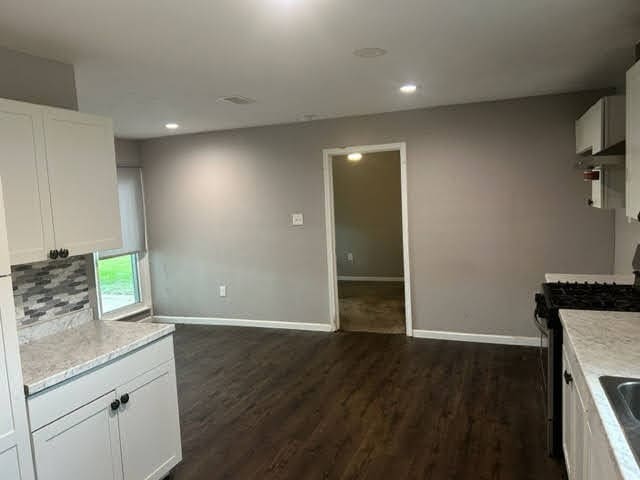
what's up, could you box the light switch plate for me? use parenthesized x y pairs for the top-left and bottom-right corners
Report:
(291, 213), (304, 226)
(219, 285), (227, 297)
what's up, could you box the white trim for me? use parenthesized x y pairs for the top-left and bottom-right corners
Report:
(413, 329), (545, 347)
(153, 316), (333, 332)
(337, 276), (404, 282)
(323, 142), (413, 336)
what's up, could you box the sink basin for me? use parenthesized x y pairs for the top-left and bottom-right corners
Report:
(600, 376), (640, 466)
(618, 381), (640, 422)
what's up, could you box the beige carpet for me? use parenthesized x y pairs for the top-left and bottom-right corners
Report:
(338, 280), (405, 334)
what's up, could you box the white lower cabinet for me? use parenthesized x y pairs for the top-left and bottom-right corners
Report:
(0, 446), (22, 480)
(117, 363), (182, 480)
(32, 392), (123, 480)
(28, 336), (181, 480)
(563, 344), (619, 480)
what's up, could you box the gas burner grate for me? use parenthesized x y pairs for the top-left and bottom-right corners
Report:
(543, 282), (640, 312)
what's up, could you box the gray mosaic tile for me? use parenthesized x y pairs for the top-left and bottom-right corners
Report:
(12, 256), (91, 328)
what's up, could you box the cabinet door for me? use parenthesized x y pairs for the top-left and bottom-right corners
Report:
(117, 361), (182, 480)
(562, 346), (574, 477)
(576, 100), (603, 154)
(0, 277), (35, 480)
(587, 415), (618, 480)
(627, 61), (640, 221)
(573, 383), (588, 480)
(43, 108), (122, 256)
(32, 392), (123, 480)
(0, 99), (53, 265)
(0, 446), (22, 480)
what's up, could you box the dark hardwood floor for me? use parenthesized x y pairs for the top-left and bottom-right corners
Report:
(171, 325), (564, 480)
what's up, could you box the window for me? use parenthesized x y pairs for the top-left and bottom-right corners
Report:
(95, 167), (150, 319)
(97, 253), (141, 313)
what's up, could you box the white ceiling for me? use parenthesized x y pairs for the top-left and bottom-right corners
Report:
(1, 0), (639, 138)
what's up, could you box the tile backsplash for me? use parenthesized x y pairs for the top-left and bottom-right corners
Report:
(12, 256), (91, 328)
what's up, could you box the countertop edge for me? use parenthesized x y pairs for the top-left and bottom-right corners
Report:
(24, 324), (175, 396)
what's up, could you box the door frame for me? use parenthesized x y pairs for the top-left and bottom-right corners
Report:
(322, 142), (413, 336)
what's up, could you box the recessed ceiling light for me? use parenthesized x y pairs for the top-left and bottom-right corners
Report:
(400, 84), (418, 94)
(165, 123), (179, 130)
(347, 152), (363, 162)
(353, 48), (387, 58)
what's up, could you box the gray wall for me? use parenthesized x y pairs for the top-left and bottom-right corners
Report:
(614, 208), (640, 273)
(0, 46), (77, 110)
(333, 151), (403, 278)
(115, 139), (142, 167)
(141, 91), (615, 336)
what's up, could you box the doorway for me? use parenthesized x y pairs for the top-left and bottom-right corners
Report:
(323, 143), (412, 335)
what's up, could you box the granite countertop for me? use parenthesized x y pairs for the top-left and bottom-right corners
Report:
(545, 273), (634, 284)
(20, 320), (175, 396)
(560, 310), (640, 480)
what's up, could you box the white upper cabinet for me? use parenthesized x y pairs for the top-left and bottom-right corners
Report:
(576, 95), (625, 155)
(0, 98), (122, 264)
(0, 100), (54, 265)
(627, 61), (640, 221)
(43, 108), (121, 255)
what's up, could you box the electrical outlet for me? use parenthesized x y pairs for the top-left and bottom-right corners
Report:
(347, 252), (354, 263)
(219, 285), (227, 297)
(291, 213), (304, 226)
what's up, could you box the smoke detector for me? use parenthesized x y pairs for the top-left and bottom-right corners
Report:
(353, 48), (387, 58)
(217, 95), (256, 105)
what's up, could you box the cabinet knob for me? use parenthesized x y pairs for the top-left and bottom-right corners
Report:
(120, 393), (130, 404)
(563, 370), (573, 385)
(110, 399), (121, 411)
(58, 248), (69, 259)
(49, 250), (59, 260)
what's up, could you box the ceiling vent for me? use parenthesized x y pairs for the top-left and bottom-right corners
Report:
(217, 95), (256, 105)
(353, 48), (387, 58)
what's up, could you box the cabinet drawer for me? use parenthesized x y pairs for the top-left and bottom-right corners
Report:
(28, 335), (174, 432)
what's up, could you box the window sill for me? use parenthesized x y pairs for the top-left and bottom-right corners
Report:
(101, 304), (152, 322)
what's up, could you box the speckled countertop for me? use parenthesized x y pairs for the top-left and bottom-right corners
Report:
(545, 273), (634, 284)
(20, 320), (175, 396)
(560, 310), (640, 480)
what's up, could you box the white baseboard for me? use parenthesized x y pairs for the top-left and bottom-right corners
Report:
(153, 315), (333, 332)
(337, 276), (404, 282)
(412, 329), (544, 347)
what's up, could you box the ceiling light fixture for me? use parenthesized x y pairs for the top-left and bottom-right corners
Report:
(165, 123), (179, 130)
(347, 152), (363, 162)
(353, 48), (387, 58)
(400, 84), (418, 94)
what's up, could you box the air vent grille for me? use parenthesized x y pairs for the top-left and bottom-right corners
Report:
(218, 96), (256, 105)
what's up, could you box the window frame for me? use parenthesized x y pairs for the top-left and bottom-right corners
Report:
(93, 250), (152, 321)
